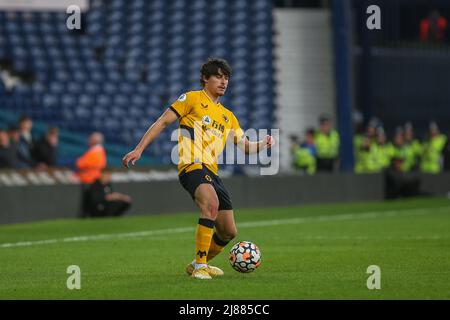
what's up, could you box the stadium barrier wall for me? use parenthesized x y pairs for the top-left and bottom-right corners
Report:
(1, 170), (450, 225)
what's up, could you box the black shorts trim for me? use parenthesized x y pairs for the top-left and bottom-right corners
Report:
(178, 166), (233, 211)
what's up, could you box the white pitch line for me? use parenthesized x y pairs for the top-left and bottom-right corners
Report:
(1, 206), (449, 249)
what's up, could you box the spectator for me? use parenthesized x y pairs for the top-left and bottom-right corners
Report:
(443, 135), (450, 171)
(391, 127), (409, 172)
(366, 118), (380, 146)
(420, 10), (448, 43)
(293, 129), (317, 175)
(289, 135), (301, 169)
(385, 157), (423, 199)
(403, 122), (422, 172)
(17, 115), (36, 168)
(420, 122), (447, 174)
(355, 134), (379, 174)
(0, 129), (16, 169)
(354, 118), (379, 151)
(76, 132), (107, 184)
(315, 115), (340, 173)
(84, 168), (132, 217)
(373, 127), (394, 170)
(7, 125), (20, 168)
(33, 127), (59, 168)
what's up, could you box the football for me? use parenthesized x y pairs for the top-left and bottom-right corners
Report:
(228, 241), (262, 273)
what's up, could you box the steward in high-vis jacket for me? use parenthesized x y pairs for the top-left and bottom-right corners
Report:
(420, 122), (447, 174)
(372, 127), (394, 171)
(293, 129), (317, 175)
(315, 115), (340, 173)
(403, 122), (422, 172)
(355, 135), (379, 174)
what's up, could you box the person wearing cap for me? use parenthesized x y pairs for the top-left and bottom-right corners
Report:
(373, 127), (394, 170)
(403, 122), (422, 172)
(315, 115), (340, 173)
(420, 122), (447, 174)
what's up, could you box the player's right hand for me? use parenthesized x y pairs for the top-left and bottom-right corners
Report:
(122, 149), (142, 168)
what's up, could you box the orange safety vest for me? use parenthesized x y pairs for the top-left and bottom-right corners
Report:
(76, 144), (106, 184)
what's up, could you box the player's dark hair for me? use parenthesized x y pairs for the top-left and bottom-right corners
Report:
(200, 58), (232, 87)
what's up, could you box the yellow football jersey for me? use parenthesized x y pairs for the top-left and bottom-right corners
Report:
(169, 90), (245, 176)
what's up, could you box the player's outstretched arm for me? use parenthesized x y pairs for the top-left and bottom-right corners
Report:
(237, 135), (275, 155)
(122, 108), (178, 168)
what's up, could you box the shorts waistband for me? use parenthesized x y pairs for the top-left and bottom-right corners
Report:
(179, 164), (217, 177)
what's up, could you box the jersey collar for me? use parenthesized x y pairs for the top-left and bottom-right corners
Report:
(201, 90), (221, 107)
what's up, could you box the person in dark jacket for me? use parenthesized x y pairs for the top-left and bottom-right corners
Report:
(84, 168), (132, 217)
(7, 125), (21, 168)
(33, 127), (59, 167)
(0, 129), (16, 169)
(443, 135), (450, 171)
(385, 157), (423, 200)
(17, 115), (36, 168)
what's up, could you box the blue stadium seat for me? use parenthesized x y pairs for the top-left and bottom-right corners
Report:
(61, 95), (77, 108)
(97, 94), (112, 107)
(42, 94), (59, 108)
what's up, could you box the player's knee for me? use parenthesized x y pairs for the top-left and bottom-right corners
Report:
(208, 199), (219, 219)
(200, 199), (219, 220)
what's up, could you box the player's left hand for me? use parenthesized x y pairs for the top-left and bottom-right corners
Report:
(122, 149), (142, 168)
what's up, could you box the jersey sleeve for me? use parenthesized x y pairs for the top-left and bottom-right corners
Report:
(169, 92), (194, 118)
(231, 112), (245, 144)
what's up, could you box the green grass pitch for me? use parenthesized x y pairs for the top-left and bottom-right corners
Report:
(0, 197), (449, 299)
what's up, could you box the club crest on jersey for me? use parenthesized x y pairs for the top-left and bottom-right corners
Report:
(202, 115), (212, 125)
(178, 93), (187, 102)
(205, 175), (212, 182)
(222, 114), (229, 123)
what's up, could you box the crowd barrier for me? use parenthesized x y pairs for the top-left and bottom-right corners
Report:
(1, 169), (449, 225)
